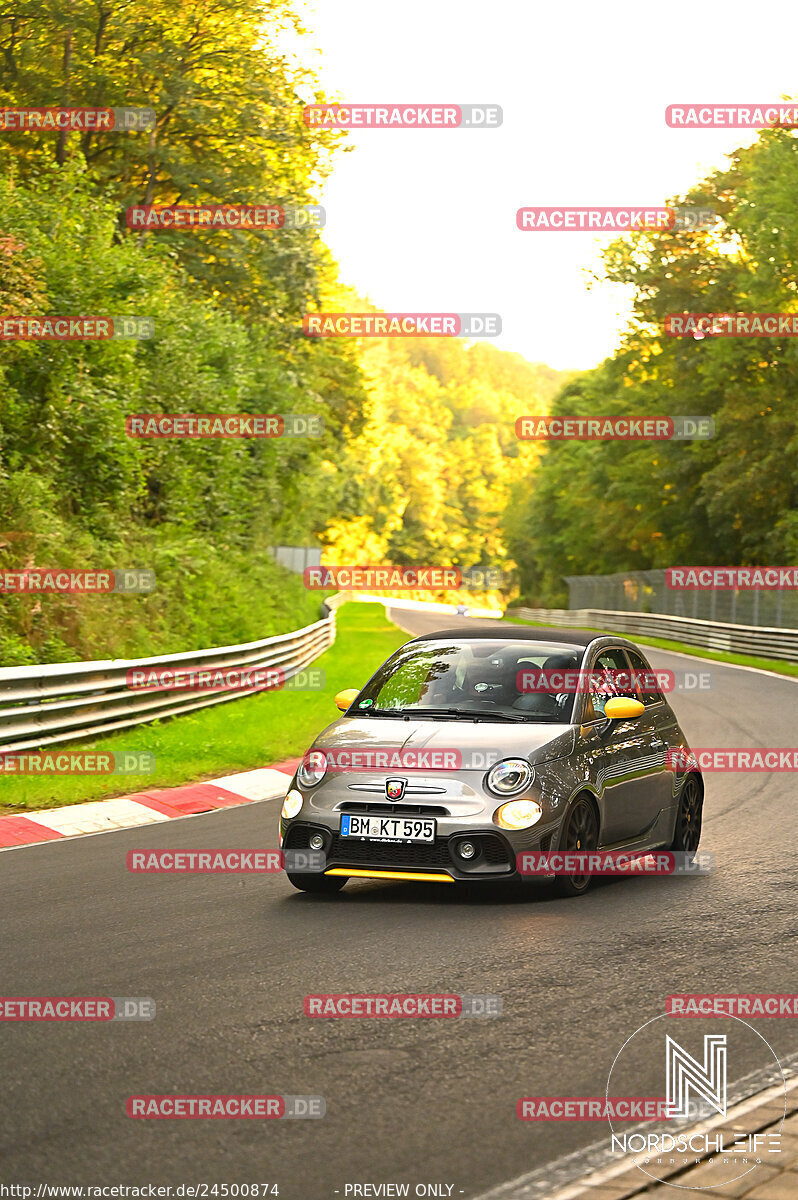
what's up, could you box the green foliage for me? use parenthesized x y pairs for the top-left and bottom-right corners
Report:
(0, 0), (573, 665)
(325, 289), (571, 580)
(0, 0), (346, 331)
(508, 124), (798, 604)
(0, 8), (365, 664)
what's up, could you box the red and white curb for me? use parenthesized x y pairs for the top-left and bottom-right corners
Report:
(0, 760), (299, 851)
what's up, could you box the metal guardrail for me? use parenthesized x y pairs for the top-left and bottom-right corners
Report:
(0, 611), (336, 754)
(564, 570), (798, 629)
(268, 545), (322, 575)
(508, 607), (798, 664)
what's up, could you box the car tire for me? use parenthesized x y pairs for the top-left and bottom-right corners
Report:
(554, 796), (599, 898)
(286, 872), (347, 893)
(669, 775), (703, 858)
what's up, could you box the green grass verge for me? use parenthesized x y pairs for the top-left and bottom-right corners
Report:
(0, 540), (325, 667)
(0, 601), (406, 814)
(503, 615), (798, 678)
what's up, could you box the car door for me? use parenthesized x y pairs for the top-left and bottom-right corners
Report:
(576, 647), (661, 843)
(624, 648), (674, 821)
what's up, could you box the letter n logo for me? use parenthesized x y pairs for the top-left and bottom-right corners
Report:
(666, 1034), (727, 1119)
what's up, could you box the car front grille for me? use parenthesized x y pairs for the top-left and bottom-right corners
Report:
(329, 831), (513, 871)
(338, 801), (448, 817)
(329, 834), (453, 868)
(285, 823), (517, 874)
(479, 834), (514, 865)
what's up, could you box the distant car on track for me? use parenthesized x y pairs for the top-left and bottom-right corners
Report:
(279, 625), (704, 897)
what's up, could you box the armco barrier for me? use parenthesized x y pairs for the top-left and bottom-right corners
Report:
(507, 607), (798, 664)
(0, 612), (335, 755)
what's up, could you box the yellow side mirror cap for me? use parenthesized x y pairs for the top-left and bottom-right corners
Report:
(604, 697), (645, 720)
(334, 688), (360, 712)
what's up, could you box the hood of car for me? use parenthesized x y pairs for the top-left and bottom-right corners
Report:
(311, 715), (575, 768)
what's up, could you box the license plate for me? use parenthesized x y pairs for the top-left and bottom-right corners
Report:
(340, 814), (436, 843)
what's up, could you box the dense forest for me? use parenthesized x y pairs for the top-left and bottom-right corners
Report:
(322, 291), (567, 575)
(509, 128), (798, 605)
(1, 1), (794, 661)
(0, 2), (564, 663)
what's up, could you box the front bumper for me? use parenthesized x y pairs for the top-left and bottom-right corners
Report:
(279, 763), (570, 883)
(281, 816), (560, 883)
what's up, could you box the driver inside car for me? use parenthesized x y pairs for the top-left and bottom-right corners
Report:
(511, 651), (580, 718)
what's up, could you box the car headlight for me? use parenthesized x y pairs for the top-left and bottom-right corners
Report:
(487, 758), (535, 796)
(297, 750), (327, 788)
(281, 789), (304, 820)
(494, 799), (543, 830)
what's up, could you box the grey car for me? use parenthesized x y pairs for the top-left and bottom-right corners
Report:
(279, 625), (704, 897)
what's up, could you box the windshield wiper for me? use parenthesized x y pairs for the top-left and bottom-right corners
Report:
(515, 713), (567, 722)
(359, 709), (412, 719)
(388, 707), (531, 723)
(459, 710), (538, 723)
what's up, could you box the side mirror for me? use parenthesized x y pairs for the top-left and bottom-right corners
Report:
(334, 688), (360, 713)
(604, 697), (645, 721)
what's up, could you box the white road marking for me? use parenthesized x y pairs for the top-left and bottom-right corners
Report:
(214, 767), (292, 799)
(24, 797), (172, 835)
(0, 790), (287, 854)
(1, 769), (293, 849)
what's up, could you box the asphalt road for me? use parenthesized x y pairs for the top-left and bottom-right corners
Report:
(2, 609), (797, 1197)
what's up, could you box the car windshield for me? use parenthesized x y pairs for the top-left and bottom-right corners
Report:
(350, 639), (585, 723)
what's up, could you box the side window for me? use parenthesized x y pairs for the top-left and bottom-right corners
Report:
(583, 648), (636, 719)
(626, 650), (664, 706)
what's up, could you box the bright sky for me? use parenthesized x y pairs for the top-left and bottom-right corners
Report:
(295, 0), (797, 371)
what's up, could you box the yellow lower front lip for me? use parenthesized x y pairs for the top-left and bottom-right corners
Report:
(325, 868), (454, 884)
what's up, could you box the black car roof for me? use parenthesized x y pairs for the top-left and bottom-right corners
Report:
(407, 624), (600, 647)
